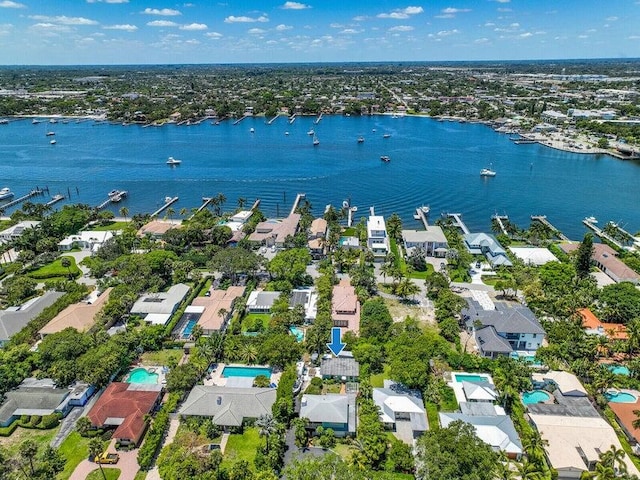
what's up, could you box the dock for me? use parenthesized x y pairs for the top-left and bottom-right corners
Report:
(445, 213), (470, 235)
(267, 115), (280, 125)
(290, 193), (306, 216)
(196, 197), (214, 214)
(96, 190), (128, 210)
(314, 113), (323, 125)
(1, 188), (44, 210)
(233, 115), (249, 125)
(531, 215), (570, 242)
(491, 214), (510, 236)
(415, 208), (429, 229)
(582, 218), (623, 249)
(250, 199), (261, 211)
(288, 114), (296, 124)
(46, 194), (65, 207)
(151, 197), (179, 218)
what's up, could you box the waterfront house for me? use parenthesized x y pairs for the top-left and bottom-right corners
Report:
(463, 233), (513, 267)
(299, 394), (356, 437)
(189, 286), (246, 335)
(321, 355), (360, 382)
(178, 386), (276, 431)
(401, 227), (448, 258)
(331, 279), (360, 333)
(367, 214), (390, 262)
(58, 230), (113, 253)
(308, 218), (328, 259)
(223, 210), (254, 234)
(560, 243), (640, 284)
(246, 290), (281, 314)
(309, 218), (328, 240)
(39, 288), (112, 338)
(578, 308), (628, 341)
(464, 300), (545, 358)
(137, 220), (180, 239)
(87, 382), (162, 447)
(0, 221), (40, 244)
(373, 383), (428, 443)
(248, 213), (301, 248)
(0, 291), (64, 347)
(130, 284), (190, 326)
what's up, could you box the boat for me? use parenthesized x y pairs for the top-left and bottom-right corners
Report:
(342, 200), (350, 209)
(383, 133), (391, 138)
(32, 119), (40, 125)
(250, 127), (255, 133)
(0, 119), (8, 125)
(285, 131), (289, 136)
(480, 168), (496, 177)
(357, 136), (365, 143)
(50, 139), (57, 145)
(372, 128), (376, 133)
(584, 216), (598, 224)
(0, 188), (14, 200)
(49, 119), (57, 124)
(164, 196), (173, 203)
(380, 155), (390, 162)
(108, 190), (119, 197)
(313, 135), (320, 146)
(307, 129), (315, 136)
(166, 156), (182, 165)
(420, 205), (430, 215)
(46, 131), (55, 136)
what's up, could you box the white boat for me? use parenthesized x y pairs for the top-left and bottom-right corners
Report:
(165, 196), (173, 203)
(357, 136), (365, 143)
(380, 155), (390, 162)
(46, 131), (55, 136)
(313, 135), (319, 146)
(285, 131), (289, 136)
(307, 129), (315, 136)
(32, 119), (40, 124)
(108, 190), (119, 197)
(50, 139), (57, 145)
(420, 205), (430, 215)
(383, 133), (391, 138)
(250, 127), (255, 133)
(49, 119), (57, 124)
(584, 216), (598, 224)
(0, 188), (14, 200)
(166, 156), (182, 165)
(480, 168), (496, 177)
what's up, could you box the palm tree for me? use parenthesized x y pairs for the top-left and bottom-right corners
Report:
(237, 197), (246, 209)
(88, 438), (107, 480)
(119, 206), (129, 222)
(60, 256), (72, 279)
(256, 413), (277, 451)
(627, 317), (640, 359)
(179, 207), (187, 218)
(239, 343), (258, 364)
(514, 458), (545, 480)
(166, 207), (175, 223)
(588, 461), (616, 480)
(215, 193), (227, 216)
(599, 445), (628, 474)
(522, 430), (548, 467)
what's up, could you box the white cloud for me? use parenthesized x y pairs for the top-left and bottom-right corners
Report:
(435, 14), (454, 19)
(224, 15), (268, 23)
(275, 24), (292, 31)
(352, 15), (367, 21)
(378, 5), (423, 19)
(497, 8), (511, 12)
(605, 16), (618, 21)
(330, 23), (344, 28)
(146, 20), (178, 27)
(103, 24), (138, 31)
(29, 15), (99, 25)
(180, 23), (207, 30)
(474, 37), (489, 44)
(282, 1), (310, 9)
(484, 22), (495, 27)
(437, 29), (459, 36)
(143, 8), (181, 16)
(629, 35), (640, 39)
(30, 23), (72, 33)
(0, 23), (13, 35)
(389, 25), (414, 32)
(519, 32), (532, 38)
(402, 6), (423, 14)
(495, 0), (510, 2)
(578, 34), (588, 38)
(441, 7), (471, 14)
(0, 1), (25, 7)
(87, 0), (129, 3)
(185, 39), (199, 44)
(248, 27), (266, 34)
(205, 31), (223, 38)
(339, 28), (361, 34)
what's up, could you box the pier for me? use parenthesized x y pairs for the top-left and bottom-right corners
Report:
(491, 214), (510, 236)
(250, 199), (261, 211)
(96, 190), (127, 210)
(445, 213), (470, 235)
(233, 115), (249, 125)
(1, 188), (44, 210)
(46, 194), (65, 207)
(288, 114), (296, 124)
(314, 113), (323, 125)
(582, 218), (624, 249)
(195, 197), (214, 215)
(151, 196), (179, 218)
(290, 193), (306, 216)
(531, 215), (570, 242)
(415, 207), (429, 229)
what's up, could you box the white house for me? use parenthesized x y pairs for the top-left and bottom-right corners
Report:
(367, 214), (389, 261)
(402, 227), (448, 258)
(0, 221), (40, 244)
(58, 231), (114, 252)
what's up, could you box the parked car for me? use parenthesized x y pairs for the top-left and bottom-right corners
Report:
(94, 453), (120, 464)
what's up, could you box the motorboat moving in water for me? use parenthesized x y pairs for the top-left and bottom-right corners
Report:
(167, 156), (182, 165)
(584, 216), (598, 224)
(380, 155), (391, 163)
(0, 188), (14, 200)
(480, 167), (496, 177)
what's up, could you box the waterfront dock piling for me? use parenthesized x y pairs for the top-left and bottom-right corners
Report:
(151, 196), (178, 218)
(531, 215), (570, 242)
(582, 218), (624, 249)
(444, 213), (470, 234)
(46, 194), (65, 207)
(96, 190), (127, 210)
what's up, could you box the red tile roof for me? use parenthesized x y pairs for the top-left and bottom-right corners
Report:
(609, 400), (640, 443)
(578, 308), (628, 340)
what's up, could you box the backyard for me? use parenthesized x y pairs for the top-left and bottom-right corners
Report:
(140, 349), (183, 367)
(221, 427), (261, 470)
(241, 313), (271, 334)
(89, 221), (130, 232)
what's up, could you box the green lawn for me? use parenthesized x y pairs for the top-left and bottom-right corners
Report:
(221, 427), (261, 470)
(57, 431), (91, 480)
(241, 313), (271, 333)
(408, 263), (434, 280)
(89, 221), (130, 231)
(198, 279), (212, 296)
(342, 227), (357, 237)
(86, 467), (121, 480)
(0, 425), (59, 457)
(371, 365), (391, 388)
(426, 403), (440, 430)
(133, 472), (148, 480)
(140, 349), (183, 367)
(27, 256), (81, 280)
(332, 443), (356, 460)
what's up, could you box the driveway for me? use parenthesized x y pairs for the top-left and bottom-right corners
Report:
(63, 250), (97, 286)
(146, 415), (180, 480)
(70, 442), (140, 480)
(51, 407), (83, 449)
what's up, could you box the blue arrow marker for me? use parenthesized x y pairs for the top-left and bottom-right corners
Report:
(327, 327), (346, 356)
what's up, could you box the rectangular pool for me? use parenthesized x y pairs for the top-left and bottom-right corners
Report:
(182, 319), (197, 339)
(454, 374), (489, 383)
(222, 366), (272, 378)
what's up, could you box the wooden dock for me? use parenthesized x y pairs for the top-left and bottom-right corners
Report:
(96, 190), (127, 210)
(46, 194), (65, 207)
(531, 215), (570, 242)
(151, 197), (178, 218)
(267, 115), (280, 125)
(582, 218), (623, 249)
(445, 213), (470, 234)
(415, 208), (429, 229)
(196, 197), (214, 214)
(250, 199), (261, 211)
(290, 193), (306, 216)
(1, 188), (44, 210)
(314, 113), (323, 125)
(288, 114), (296, 124)
(233, 115), (249, 125)
(491, 214), (509, 236)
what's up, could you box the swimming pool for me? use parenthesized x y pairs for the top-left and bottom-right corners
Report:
(608, 365), (631, 376)
(290, 326), (304, 342)
(182, 319), (198, 339)
(522, 390), (551, 405)
(605, 391), (637, 403)
(222, 366), (272, 378)
(454, 374), (488, 383)
(127, 367), (160, 384)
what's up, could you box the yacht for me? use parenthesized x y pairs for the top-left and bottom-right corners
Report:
(380, 155), (391, 163)
(50, 139), (57, 145)
(32, 119), (40, 125)
(357, 136), (365, 143)
(584, 216), (598, 224)
(480, 167), (496, 177)
(285, 131), (289, 136)
(166, 156), (182, 165)
(108, 190), (120, 198)
(0, 188), (14, 200)
(46, 131), (55, 136)
(250, 127), (255, 133)
(383, 133), (391, 138)
(307, 129), (315, 136)
(420, 205), (430, 215)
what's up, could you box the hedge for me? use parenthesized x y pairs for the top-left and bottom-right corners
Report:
(0, 413), (61, 436)
(137, 392), (180, 470)
(164, 278), (206, 337)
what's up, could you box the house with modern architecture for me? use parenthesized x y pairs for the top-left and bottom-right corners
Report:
(367, 214), (390, 261)
(178, 386), (276, 430)
(321, 355), (360, 382)
(248, 213), (301, 248)
(246, 290), (281, 314)
(190, 286), (246, 335)
(299, 394), (357, 437)
(137, 220), (180, 239)
(87, 382), (163, 447)
(560, 243), (640, 284)
(0, 221), (39, 244)
(463, 233), (513, 267)
(331, 279), (360, 333)
(0, 291), (64, 347)
(373, 382), (428, 443)
(39, 288), (112, 338)
(58, 230), (114, 252)
(463, 300), (545, 358)
(130, 284), (190, 326)
(401, 227), (448, 258)
(290, 288), (318, 323)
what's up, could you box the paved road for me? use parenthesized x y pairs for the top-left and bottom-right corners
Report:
(51, 407), (83, 449)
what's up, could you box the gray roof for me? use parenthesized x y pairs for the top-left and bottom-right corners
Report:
(475, 326), (514, 355)
(460, 402), (500, 416)
(0, 291), (64, 342)
(130, 284), (190, 316)
(321, 357), (360, 378)
(0, 378), (70, 424)
(373, 387), (428, 433)
(402, 227), (447, 245)
(247, 291), (281, 309)
(526, 390), (599, 418)
(439, 413), (523, 454)
(465, 300), (545, 336)
(464, 233), (506, 255)
(290, 289), (311, 308)
(300, 394), (351, 425)
(178, 386), (276, 427)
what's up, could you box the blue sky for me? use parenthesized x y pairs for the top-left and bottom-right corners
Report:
(0, 0), (638, 64)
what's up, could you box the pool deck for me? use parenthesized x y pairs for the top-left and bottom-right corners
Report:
(203, 363), (279, 387)
(128, 364), (167, 385)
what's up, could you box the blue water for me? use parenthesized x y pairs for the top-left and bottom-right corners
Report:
(608, 364), (631, 376)
(2, 116), (640, 238)
(182, 319), (197, 338)
(454, 374), (488, 383)
(222, 365), (272, 378)
(290, 326), (304, 342)
(605, 391), (637, 403)
(127, 367), (159, 384)
(522, 390), (551, 404)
